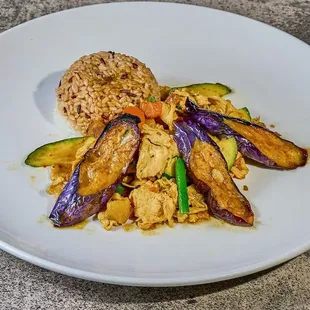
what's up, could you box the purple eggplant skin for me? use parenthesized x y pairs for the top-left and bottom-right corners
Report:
(174, 118), (222, 165)
(186, 99), (308, 169)
(174, 119), (254, 226)
(49, 114), (141, 227)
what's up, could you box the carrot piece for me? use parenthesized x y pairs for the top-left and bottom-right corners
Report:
(140, 101), (163, 119)
(123, 106), (145, 129)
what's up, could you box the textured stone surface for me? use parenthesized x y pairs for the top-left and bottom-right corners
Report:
(1, 251), (310, 310)
(0, 0), (309, 43)
(1, 1), (310, 309)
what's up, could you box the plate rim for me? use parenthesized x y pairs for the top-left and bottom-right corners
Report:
(1, 1), (309, 49)
(2, 239), (309, 286)
(0, 1), (309, 287)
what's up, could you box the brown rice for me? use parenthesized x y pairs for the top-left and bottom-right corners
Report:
(56, 51), (160, 133)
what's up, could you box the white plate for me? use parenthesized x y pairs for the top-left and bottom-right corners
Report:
(0, 2), (309, 287)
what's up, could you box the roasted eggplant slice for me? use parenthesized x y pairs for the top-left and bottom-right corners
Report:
(174, 119), (254, 226)
(186, 99), (308, 169)
(49, 114), (141, 227)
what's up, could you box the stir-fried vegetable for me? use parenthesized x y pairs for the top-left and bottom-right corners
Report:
(175, 158), (189, 214)
(25, 137), (95, 167)
(169, 82), (232, 97)
(174, 120), (254, 226)
(123, 106), (145, 129)
(24, 73), (308, 231)
(216, 137), (238, 170)
(115, 184), (125, 195)
(162, 173), (173, 180)
(140, 100), (163, 118)
(229, 107), (251, 121)
(49, 114), (141, 227)
(148, 96), (157, 102)
(186, 99), (308, 169)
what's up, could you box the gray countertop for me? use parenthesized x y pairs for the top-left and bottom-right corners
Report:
(1, 1), (310, 309)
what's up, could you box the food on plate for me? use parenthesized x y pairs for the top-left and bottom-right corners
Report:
(25, 51), (308, 231)
(25, 137), (95, 167)
(215, 137), (238, 171)
(175, 184), (210, 223)
(57, 51), (160, 133)
(169, 82), (231, 97)
(174, 119), (254, 226)
(229, 107), (251, 122)
(49, 114), (141, 226)
(136, 124), (179, 180)
(187, 99), (308, 169)
(140, 99), (163, 119)
(175, 158), (189, 214)
(98, 193), (132, 231)
(122, 106), (145, 129)
(130, 178), (178, 230)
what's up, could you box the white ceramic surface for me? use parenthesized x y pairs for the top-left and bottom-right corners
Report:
(0, 2), (309, 287)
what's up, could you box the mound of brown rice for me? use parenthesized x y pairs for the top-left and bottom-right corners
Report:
(56, 51), (160, 133)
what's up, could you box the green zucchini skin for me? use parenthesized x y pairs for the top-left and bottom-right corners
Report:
(169, 82), (231, 97)
(216, 137), (238, 170)
(230, 107), (251, 121)
(25, 136), (95, 167)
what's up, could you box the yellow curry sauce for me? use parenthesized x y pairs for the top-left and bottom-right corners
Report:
(54, 219), (89, 230)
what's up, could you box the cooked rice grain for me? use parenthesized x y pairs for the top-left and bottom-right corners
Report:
(57, 51), (160, 133)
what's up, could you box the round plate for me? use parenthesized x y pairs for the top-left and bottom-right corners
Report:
(0, 2), (309, 287)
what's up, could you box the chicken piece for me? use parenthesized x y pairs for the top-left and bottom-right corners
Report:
(160, 100), (178, 130)
(46, 163), (73, 196)
(192, 95), (210, 109)
(165, 92), (187, 111)
(144, 118), (157, 128)
(171, 89), (211, 110)
(187, 184), (209, 210)
(160, 85), (171, 101)
(206, 96), (237, 115)
(230, 152), (249, 179)
(130, 178), (178, 230)
(136, 124), (179, 179)
(176, 209), (210, 223)
(98, 193), (132, 231)
(175, 185), (210, 223)
(122, 178), (151, 190)
(172, 89), (238, 116)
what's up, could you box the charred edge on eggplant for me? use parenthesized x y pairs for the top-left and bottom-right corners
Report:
(186, 99), (308, 169)
(174, 119), (254, 226)
(49, 114), (141, 227)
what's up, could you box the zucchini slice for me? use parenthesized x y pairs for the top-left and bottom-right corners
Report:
(169, 83), (231, 97)
(216, 137), (238, 170)
(230, 107), (251, 121)
(25, 136), (95, 167)
(208, 134), (220, 143)
(164, 157), (177, 177)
